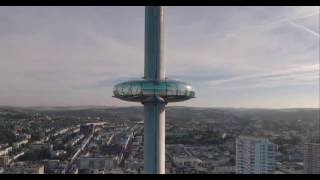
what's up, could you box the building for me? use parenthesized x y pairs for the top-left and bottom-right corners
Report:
(78, 156), (114, 171)
(304, 143), (320, 174)
(6, 162), (44, 174)
(0, 155), (10, 166)
(236, 136), (277, 174)
(212, 166), (236, 174)
(30, 143), (53, 151)
(80, 124), (95, 136)
(173, 156), (203, 167)
(0, 146), (12, 156)
(13, 139), (29, 149)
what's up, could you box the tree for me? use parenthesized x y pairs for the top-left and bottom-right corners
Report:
(18, 147), (52, 161)
(0, 128), (16, 144)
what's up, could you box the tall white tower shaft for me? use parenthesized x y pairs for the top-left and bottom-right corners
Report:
(143, 6), (166, 174)
(113, 5), (194, 174)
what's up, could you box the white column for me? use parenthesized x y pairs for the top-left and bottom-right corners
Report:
(143, 6), (166, 174)
(144, 102), (165, 174)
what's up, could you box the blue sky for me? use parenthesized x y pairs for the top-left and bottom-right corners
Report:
(0, 6), (319, 108)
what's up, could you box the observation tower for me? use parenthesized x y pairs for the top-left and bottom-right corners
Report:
(113, 6), (195, 174)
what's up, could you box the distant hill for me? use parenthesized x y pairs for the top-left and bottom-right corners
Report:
(1, 106), (318, 125)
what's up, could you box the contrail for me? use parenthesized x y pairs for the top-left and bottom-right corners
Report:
(289, 11), (319, 21)
(287, 20), (320, 37)
(225, 11), (320, 38)
(207, 64), (320, 86)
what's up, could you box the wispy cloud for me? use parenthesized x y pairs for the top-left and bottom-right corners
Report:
(0, 6), (318, 108)
(205, 64), (319, 89)
(224, 10), (319, 38)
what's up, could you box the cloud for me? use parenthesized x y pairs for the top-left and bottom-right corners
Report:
(224, 10), (319, 38)
(205, 64), (319, 87)
(0, 6), (318, 108)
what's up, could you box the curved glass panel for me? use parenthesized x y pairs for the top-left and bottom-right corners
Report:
(113, 79), (195, 102)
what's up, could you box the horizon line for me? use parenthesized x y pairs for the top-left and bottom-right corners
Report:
(0, 104), (319, 110)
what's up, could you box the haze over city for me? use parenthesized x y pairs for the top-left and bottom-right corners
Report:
(0, 5), (319, 175)
(0, 6), (319, 108)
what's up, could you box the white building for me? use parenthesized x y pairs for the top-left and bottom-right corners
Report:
(13, 139), (29, 149)
(236, 136), (277, 174)
(304, 143), (320, 174)
(6, 162), (44, 174)
(0, 146), (12, 156)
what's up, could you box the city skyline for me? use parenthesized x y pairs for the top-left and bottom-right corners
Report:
(0, 6), (319, 108)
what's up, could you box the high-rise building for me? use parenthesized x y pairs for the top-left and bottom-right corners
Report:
(236, 136), (277, 174)
(304, 142), (320, 174)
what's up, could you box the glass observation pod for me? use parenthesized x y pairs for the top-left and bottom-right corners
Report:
(113, 79), (195, 103)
